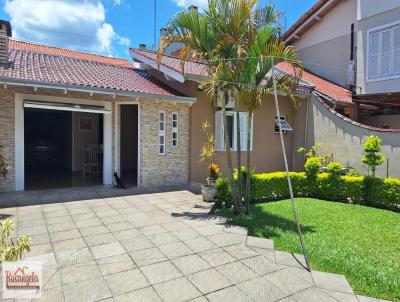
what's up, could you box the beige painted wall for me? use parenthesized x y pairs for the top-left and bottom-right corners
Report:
(308, 96), (400, 178)
(292, 0), (357, 86)
(145, 70), (309, 184)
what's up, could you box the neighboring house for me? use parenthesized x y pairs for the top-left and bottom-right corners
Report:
(0, 20), (196, 192)
(283, 0), (400, 129)
(130, 46), (400, 181)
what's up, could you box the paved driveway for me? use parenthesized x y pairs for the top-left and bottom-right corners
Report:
(0, 189), (384, 302)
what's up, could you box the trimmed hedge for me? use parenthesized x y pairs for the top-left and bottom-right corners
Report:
(216, 172), (400, 210)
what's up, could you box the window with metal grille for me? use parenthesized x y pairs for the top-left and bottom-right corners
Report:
(159, 111), (165, 155)
(172, 112), (178, 147)
(275, 116), (293, 133)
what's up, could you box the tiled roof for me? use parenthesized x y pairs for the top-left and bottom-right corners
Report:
(0, 39), (184, 97)
(276, 62), (352, 104)
(130, 48), (208, 76)
(10, 39), (133, 68)
(131, 48), (352, 104)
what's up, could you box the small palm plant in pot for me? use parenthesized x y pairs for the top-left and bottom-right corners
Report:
(199, 121), (220, 202)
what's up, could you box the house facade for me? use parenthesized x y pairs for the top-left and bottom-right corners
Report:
(0, 20), (195, 192)
(283, 0), (400, 129)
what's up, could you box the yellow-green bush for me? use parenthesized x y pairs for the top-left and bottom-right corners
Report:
(215, 172), (398, 209)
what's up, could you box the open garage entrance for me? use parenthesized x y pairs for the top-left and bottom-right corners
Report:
(119, 104), (138, 187)
(24, 105), (104, 190)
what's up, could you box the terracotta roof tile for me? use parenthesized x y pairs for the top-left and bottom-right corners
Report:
(0, 39), (184, 97)
(131, 48), (352, 104)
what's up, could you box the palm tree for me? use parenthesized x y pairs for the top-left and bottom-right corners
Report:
(238, 6), (303, 213)
(158, 2), (242, 214)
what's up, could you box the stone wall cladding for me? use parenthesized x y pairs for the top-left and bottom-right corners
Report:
(0, 89), (15, 192)
(140, 100), (190, 187)
(0, 86), (190, 192)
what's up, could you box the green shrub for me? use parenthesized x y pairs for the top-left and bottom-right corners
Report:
(215, 177), (231, 207)
(304, 157), (321, 179)
(362, 136), (385, 177)
(346, 168), (361, 176)
(364, 177), (400, 209)
(215, 171), (398, 209)
(327, 162), (343, 176)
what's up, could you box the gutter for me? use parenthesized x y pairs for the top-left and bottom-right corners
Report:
(0, 76), (197, 105)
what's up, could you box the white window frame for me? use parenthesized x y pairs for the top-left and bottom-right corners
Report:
(275, 115), (293, 134)
(172, 112), (179, 148)
(367, 20), (400, 82)
(215, 111), (253, 152)
(158, 111), (166, 155)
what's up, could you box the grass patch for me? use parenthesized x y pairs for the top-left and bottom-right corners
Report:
(217, 198), (400, 301)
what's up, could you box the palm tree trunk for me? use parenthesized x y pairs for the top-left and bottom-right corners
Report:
(220, 88), (239, 215)
(245, 111), (252, 215)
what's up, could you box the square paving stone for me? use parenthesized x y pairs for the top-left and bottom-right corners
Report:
(29, 233), (52, 246)
(206, 285), (250, 302)
(97, 253), (136, 276)
(223, 244), (259, 260)
(52, 237), (87, 252)
(290, 287), (338, 302)
(199, 248), (236, 267)
(154, 277), (202, 302)
(140, 261), (182, 284)
(55, 248), (94, 266)
(101, 215), (128, 225)
(129, 247), (167, 267)
(275, 251), (307, 269)
(84, 233), (116, 247)
(147, 232), (179, 246)
(162, 221), (188, 232)
(241, 255), (282, 275)
(140, 225), (167, 235)
(106, 222), (133, 232)
(113, 228), (142, 241)
(60, 264), (102, 284)
(47, 222), (77, 233)
(311, 271), (354, 294)
(207, 233), (245, 247)
(322, 289), (359, 302)
(216, 261), (258, 283)
(264, 268), (312, 295)
(114, 286), (162, 302)
(79, 225), (110, 236)
(172, 254), (211, 275)
(90, 242), (125, 259)
(63, 278), (112, 302)
(187, 268), (232, 294)
(49, 229), (81, 242)
(28, 243), (53, 256)
(158, 241), (193, 258)
(184, 236), (217, 253)
(238, 276), (289, 302)
(120, 236), (154, 252)
(193, 225), (225, 236)
(105, 268), (149, 296)
(247, 236), (274, 250)
(75, 218), (102, 228)
(172, 228), (200, 241)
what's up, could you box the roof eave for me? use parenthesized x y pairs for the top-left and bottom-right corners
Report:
(0, 77), (197, 105)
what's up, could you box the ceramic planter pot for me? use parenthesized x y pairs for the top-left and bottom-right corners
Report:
(201, 185), (216, 202)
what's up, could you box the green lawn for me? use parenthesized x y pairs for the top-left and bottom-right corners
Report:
(217, 198), (400, 302)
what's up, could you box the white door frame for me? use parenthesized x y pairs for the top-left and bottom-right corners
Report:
(15, 93), (113, 191)
(114, 101), (141, 187)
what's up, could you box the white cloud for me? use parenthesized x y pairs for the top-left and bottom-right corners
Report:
(4, 0), (129, 56)
(171, 0), (208, 10)
(112, 0), (121, 6)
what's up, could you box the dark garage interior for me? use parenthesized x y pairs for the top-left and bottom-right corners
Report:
(24, 108), (103, 190)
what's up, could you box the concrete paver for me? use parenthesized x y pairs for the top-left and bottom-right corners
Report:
(0, 187), (380, 301)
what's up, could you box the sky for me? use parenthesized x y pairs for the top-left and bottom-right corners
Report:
(0, 0), (317, 60)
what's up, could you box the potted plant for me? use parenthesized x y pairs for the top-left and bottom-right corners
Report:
(199, 121), (220, 202)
